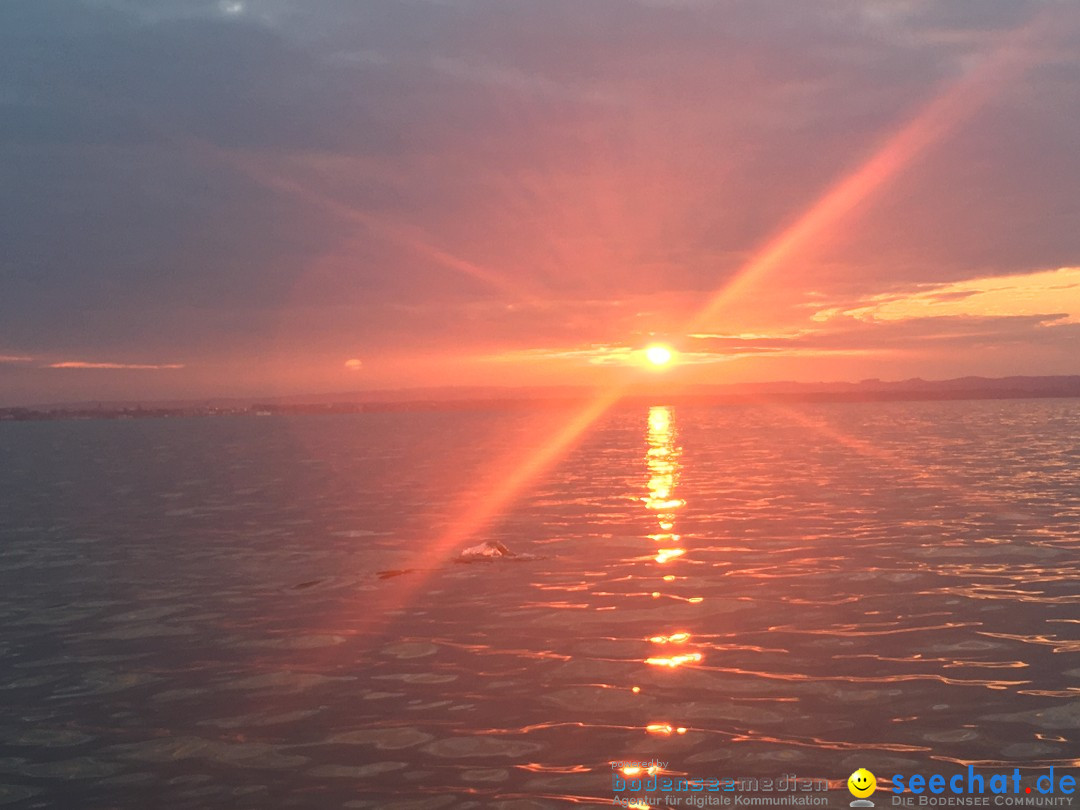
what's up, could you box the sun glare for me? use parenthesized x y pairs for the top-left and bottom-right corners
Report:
(645, 345), (673, 367)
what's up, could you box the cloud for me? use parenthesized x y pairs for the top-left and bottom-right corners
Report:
(683, 314), (1080, 365)
(45, 361), (185, 370)
(813, 266), (1080, 324)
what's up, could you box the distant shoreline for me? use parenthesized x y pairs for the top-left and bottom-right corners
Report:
(3, 381), (1080, 422)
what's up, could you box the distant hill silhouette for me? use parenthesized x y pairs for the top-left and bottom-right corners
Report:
(5, 375), (1079, 420)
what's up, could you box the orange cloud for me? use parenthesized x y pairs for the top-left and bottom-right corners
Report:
(815, 266), (1080, 324)
(344, 358), (363, 371)
(45, 362), (185, 370)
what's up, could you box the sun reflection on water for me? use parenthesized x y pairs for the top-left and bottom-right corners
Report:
(645, 652), (704, 668)
(644, 406), (685, 543)
(645, 723), (688, 736)
(640, 406), (704, 748)
(654, 547), (685, 564)
(649, 632), (691, 644)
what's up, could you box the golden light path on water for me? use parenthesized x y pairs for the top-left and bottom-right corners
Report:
(641, 407), (700, 680)
(640, 408), (706, 745)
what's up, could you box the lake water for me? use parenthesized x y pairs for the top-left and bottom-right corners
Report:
(1, 400), (1078, 808)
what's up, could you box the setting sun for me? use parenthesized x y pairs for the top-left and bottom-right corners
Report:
(645, 345), (674, 366)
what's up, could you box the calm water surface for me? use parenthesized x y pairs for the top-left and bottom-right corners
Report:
(1, 400), (1078, 808)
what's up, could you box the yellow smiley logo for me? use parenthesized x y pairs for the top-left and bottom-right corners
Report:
(848, 769), (877, 798)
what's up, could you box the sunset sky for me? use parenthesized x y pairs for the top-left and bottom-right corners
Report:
(2, 0), (1079, 404)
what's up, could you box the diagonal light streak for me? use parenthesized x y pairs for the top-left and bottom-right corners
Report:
(688, 10), (1053, 333)
(179, 137), (537, 300)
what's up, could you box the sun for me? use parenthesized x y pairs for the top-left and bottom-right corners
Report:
(645, 345), (674, 367)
